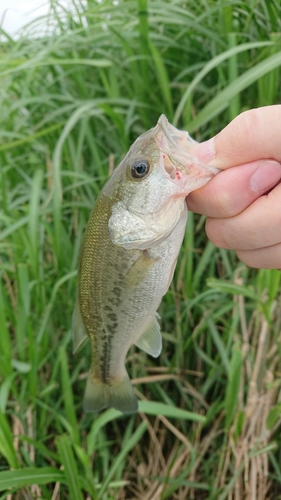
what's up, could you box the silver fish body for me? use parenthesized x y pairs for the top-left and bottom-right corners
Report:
(72, 115), (219, 414)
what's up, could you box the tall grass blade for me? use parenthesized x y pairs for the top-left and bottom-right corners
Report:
(227, 32), (240, 120)
(56, 435), (84, 500)
(0, 281), (12, 377)
(28, 170), (44, 272)
(0, 410), (19, 469)
(97, 421), (147, 499)
(224, 342), (243, 431)
(58, 346), (80, 446)
(149, 40), (173, 118)
(0, 468), (64, 491)
(139, 401), (206, 421)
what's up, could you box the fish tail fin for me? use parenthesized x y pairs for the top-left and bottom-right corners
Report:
(83, 371), (138, 415)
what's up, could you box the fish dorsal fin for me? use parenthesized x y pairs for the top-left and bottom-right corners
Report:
(135, 315), (162, 358)
(72, 297), (88, 354)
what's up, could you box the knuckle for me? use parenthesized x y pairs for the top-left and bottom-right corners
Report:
(205, 218), (233, 249)
(236, 250), (258, 268)
(234, 108), (262, 136)
(232, 109), (264, 151)
(212, 187), (236, 217)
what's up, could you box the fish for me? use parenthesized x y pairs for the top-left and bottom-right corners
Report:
(72, 115), (219, 414)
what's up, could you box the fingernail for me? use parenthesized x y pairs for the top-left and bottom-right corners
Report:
(251, 161), (281, 194)
(191, 138), (216, 164)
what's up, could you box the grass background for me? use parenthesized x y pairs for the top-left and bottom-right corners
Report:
(0, 0), (281, 498)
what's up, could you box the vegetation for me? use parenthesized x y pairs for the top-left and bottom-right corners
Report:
(0, 0), (281, 497)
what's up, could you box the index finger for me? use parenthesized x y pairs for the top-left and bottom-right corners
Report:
(187, 159), (281, 218)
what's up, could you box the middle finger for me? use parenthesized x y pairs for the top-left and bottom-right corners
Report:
(206, 183), (281, 251)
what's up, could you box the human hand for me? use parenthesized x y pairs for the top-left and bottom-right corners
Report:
(187, 105), (281, 268)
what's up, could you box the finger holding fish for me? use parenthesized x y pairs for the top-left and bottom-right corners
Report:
(187, 159), (281, 219)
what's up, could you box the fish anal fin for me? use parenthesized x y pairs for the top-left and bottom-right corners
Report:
(83, 371), (138, 414)
(135, 315), (162, 358)
(72, 297), (88, 354)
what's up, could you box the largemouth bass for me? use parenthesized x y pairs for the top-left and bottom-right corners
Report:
(72, 115), (219, 414)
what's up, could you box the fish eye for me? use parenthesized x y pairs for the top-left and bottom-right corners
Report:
(130, 159), (151, 179)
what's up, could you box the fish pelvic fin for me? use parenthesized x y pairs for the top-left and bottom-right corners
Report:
(83, 371), (138, 415)
(72, 297), (88, 354)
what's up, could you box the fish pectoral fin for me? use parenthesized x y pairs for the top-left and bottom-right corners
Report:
(72, 298), (88, 354)
(124, 250), (156, 289)
(135, 315), (162, 358)
(83, 371), (138, 414)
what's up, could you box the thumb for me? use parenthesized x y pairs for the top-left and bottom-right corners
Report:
(189, 106), (281, 169)
(187, 160), (281, 218)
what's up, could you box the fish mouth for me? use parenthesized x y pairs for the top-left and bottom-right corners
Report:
(156, 114), (220, 186)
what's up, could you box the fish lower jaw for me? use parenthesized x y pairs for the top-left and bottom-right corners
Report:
(180, 173), (215, 194)
(162, 156), (215, 193)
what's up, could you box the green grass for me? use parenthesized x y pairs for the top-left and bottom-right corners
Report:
(1, 0), (281, 498)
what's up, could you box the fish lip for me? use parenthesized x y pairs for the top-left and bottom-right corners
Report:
(155, 114), (220, 183)
(157, 114), (180, 146)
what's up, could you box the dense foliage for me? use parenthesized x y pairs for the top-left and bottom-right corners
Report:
(0, 0), (281, 498)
